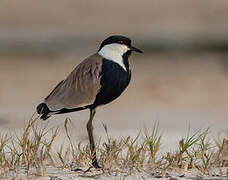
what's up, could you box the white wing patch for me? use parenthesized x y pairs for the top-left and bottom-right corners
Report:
(98, 43), (129, 71)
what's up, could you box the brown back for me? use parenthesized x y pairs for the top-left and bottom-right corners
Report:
(45, 53), (102, 111)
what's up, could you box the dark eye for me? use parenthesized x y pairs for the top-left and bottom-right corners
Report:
(118, 41), (123, 44)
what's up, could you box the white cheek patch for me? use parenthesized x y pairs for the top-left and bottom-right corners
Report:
(98, 43), (129, 71)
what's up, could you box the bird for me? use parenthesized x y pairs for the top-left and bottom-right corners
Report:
(36, 35), (143, 168)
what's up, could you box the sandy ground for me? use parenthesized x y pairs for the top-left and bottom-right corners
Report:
(7, 166), (227, 180)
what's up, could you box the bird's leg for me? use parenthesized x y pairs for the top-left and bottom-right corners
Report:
(86, 108), (101, 169)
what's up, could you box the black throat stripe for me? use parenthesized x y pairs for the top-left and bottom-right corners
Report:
(91, 58), (131, 108)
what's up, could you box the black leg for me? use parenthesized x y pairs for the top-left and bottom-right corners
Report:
(86, 108), (101, 169)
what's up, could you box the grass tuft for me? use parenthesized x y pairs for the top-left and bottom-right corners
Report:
(0, 116), (227, 179)
(0, 114), (59, 179)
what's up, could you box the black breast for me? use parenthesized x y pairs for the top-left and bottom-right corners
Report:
(91, 58), (131, 108)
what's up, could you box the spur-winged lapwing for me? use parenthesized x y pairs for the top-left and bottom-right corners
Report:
(37, 35), (143, 168)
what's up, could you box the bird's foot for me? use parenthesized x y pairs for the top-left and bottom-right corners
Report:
(92, 161), (101, 169)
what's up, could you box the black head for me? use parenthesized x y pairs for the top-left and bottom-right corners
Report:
(98, 35), (143, 53)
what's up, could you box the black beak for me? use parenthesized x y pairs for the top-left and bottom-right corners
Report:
(131, 46), (143, 53)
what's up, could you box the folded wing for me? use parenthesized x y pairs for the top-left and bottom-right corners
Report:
(44, 53), (102, 111)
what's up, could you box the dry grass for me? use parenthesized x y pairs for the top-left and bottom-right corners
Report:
(0, 115), (227, 179)
(0, 114), (59, 179)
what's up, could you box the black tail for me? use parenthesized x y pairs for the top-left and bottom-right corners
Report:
(36, 103), (51, 120)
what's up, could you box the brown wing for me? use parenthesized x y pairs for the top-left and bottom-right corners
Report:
(44, 53), (102, 111)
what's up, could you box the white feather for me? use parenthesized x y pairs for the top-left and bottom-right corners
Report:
(98, 43), (129, 71)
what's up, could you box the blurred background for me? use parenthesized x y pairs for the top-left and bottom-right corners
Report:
(0, 0), (228, 151)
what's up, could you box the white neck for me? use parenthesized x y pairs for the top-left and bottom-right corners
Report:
(98, 43), (129, 71)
